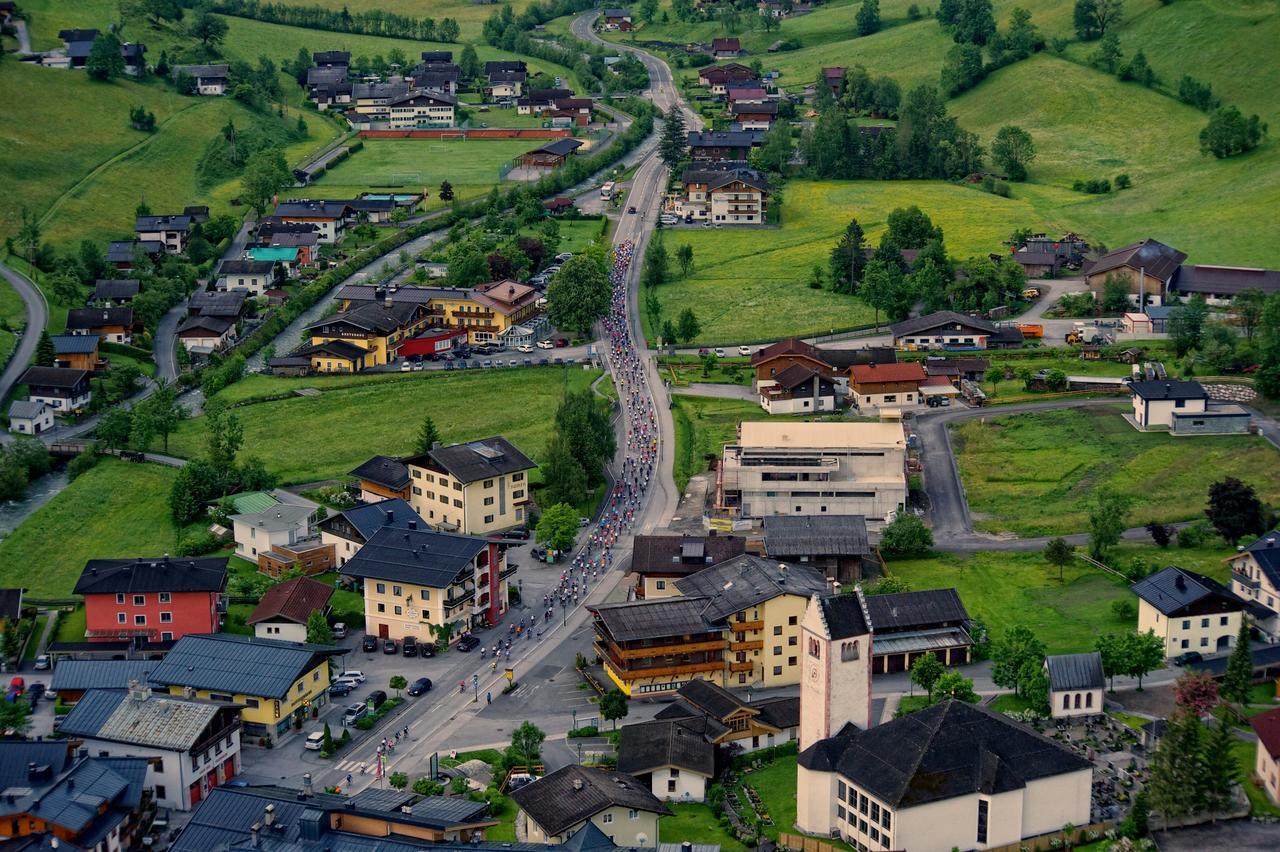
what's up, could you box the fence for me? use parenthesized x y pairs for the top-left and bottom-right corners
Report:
(358, 128), (571, 140)
(778, 822), (1116, 852)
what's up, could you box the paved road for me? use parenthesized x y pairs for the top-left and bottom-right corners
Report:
(13, 20), (32, 54)
(0, 259), (49, 409)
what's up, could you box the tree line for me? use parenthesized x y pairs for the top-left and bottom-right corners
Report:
(541, 387), (616, 508)
(203, 1), (460, 42)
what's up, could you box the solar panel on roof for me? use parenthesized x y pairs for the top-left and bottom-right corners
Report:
(469, 442), (504, 460)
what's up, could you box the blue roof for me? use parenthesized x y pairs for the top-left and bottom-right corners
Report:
(339, 526), (490, 588)
(331, 498), (425, 540)
(51, 660), (159, 692)
(147, 634), (341, 699)
(51, 334), (99, 354)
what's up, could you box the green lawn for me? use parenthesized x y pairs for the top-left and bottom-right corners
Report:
(745, 755), (800, 841)
(160, 366), (600, 484)
(53, 607), (87, 645)
(1232, 739), (1280, 818)
(551, 219), (609, 255)
(661, 803), (747, 852)
(950, 406), (1280, 537)
(22, 615), (47, 661)
(308, 138), (540, 211)
(886, 550), (1138, 653)
(0, 460), (181, 597)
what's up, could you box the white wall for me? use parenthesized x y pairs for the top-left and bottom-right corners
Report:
(649, 766), (709, 802)
(1050, 687), (1104, 718)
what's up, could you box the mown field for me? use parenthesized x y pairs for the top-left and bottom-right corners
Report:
(158, 366), (601, 484)
(237, 0), (545, 41)
(0, 460), (182, 597)
(950, 406), (1280, 537)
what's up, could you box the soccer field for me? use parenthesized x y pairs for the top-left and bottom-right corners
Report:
(308, 138), (542, 210)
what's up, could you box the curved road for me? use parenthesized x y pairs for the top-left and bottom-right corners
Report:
(0, 260), (49, 409)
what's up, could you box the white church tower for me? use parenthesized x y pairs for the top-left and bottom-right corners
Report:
(798, 591), (874, 751)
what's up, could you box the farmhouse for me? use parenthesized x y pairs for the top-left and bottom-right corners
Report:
(19, 366), (92, 412)
(1045, 652), (1105, 719)
(630, 532), (747, 599)
(847, 361), (927, 412)
(350, 455), (412, 503)
(1127, 379), (1250, 434)
(66, 306), (135, 343)
(1229, 530), (1280, 639)
(654, 679), (800, 754)
(617, 718), (716, 801)
(698, 62), (754, 94)
(339, 525), (512, 636)
(730, 99), (778, 130)
(106, 238), (165, 269)
(8, 400), (54, 435)
(93, 277), (140, 305)
(135, 214), (191, 254)
(675, 165), (768, 224)
(512, 765), (670, 847)
(273, 199), (354, 243)
(1008, 234), (1089, 278)
(404, 436), (538, 536)
(172, 64), (229, 96)
(751, 338), (896, 390)
(72, 555), (228, 642)
(601, 9), (633, 31)
(318, 498), (425, 567)
(176, 315), (234, 354)
(821, 66), (845, 95)
(687, 130), (757, 162)
(1171, 264), (1280, 305)
(55, 28), (98, 68)
(923, 356), (990, 386)
(1132, 565), (1248, 659)
(56, 685), (243, 811)
(215, 258), (276, 296)
(516, 137), (584, 169)
(711, 37), (743, 59)
(49, 334), (101, 372)
(718, 421), (907, 522)
(760, 514), (870, 585)
(758, 364), (837, 414)
(889, 310), (998, 351)
(248, 576), (333, 642)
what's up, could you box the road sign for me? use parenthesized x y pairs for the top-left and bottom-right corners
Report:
(505, 666), (515, 681)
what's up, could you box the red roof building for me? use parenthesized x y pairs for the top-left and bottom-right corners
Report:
(848, 361), (927, 411)
(248, 576), (333, 642)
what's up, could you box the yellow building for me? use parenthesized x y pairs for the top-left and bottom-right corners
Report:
(404, 437), (537, 536)
(339, 525), (513, 640)
(335, 282), (541, 346)
(1131, 565), (1247, 659)
(147, 633), (341, 741)
(590, 555), (829, 697)
(304, 301), (433, 369)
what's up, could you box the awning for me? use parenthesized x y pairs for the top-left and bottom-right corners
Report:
(872, 627), (972, 656)
(920, 384), (960, 397)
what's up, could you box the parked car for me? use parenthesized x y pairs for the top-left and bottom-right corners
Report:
(403, 636), (418, 657)
(420, 641), (436, 658)
(367, 689), (388, 709)
(382, 639), (397, 655)
(342, 703), (368, 726)
(737, 346), (751, 356)
(28, 683), (45, 703)
(328, 681), (355, 698)
(331, 623), (347, 639)
(517, 344), (534, 353)
(361, 635), (378, 652)
(408, 677), (433, 696)
(504, 527), (531, 541)
(660, 215), (679, 225)
(714, 348), (726, 357)
(1173, 651), (1203, 667)
(536, 339), (554, 349)
(33, 655), (50, 671)
(304, 731), (326, 751)
(555, 252), (573, 262)
(338, 670), (366, 684)
(456, 635), (481, 652)
(482, 360), (493, 368)
(400, 361), (412, 372)
(556, 338), (569, 347)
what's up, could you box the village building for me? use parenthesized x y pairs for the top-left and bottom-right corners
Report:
(7, 400), (54, 435)
(1229, 530), (1280, 639)
(93, 278), (141, 305)
(172, 63), (230, 95)
(305, 301), (434, 369)
(757, 364), (837, 414)
(654, 679), (800, 754)
(687, 130), (757, 162)
(273, 199), (354, 243)
(66, 306), (135, 344)
(350, 455), (412, 502)
(889, 311), (999, 351)
(72, 555), (228, 643)
(318, 498), (426, 567)
(1132, 565), (1249, 659)
(1128, 379), (1250, 434)
(1045, 652), (1105, 719)
(176, 314), (235, 354)
(517, 138), (584, 169)
(601, 9), (634, 31)
(761, 515), (870, 585)
(19, 365), (92, 412)
(1249, 707), (1280, 806)
(617, 718), (716, 802)
(404, 436), (537, 535)
(135, 214), (191, 254)
(247, 576), (333, 642)
(511, 765), (670, 847)
(630, 533), (747, 599)
(674, 165), (768, 224)
(847, 361), (928, 412)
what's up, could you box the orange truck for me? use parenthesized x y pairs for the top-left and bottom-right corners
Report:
(1017, 323), (1044, 338)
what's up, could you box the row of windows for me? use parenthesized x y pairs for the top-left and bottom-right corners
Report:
(117, 612), (173, 625)
(598, 810), (642, 824)
(1180, 615), (1231, 629)
(114, 592), (173, 604)
(836, 781), (891, 831)
(375, 583), (432, 600)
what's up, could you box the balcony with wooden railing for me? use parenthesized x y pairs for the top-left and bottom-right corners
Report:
(596, 637), (727, 661)
(731, 620), (764, 632)
(729, 639), (763, 652)
(602, 657), (725, 681)
(729, 661), (755, 673)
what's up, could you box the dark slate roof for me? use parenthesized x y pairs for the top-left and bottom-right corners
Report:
(177, 315), (233, 335)
(274, 199), (353, 219)
(818, 593), (870, 640)
(678, 678), (749, 720)
(798, 700), (1092, 809)
(135, 214), (191, 232)
(0, 587), (21, 621)
(1175, 264), (1280, 296)
(51, 334), (99, 354)
(591, 596), (713, 642)
(1241, 531), (1280, 589)
(93, 279), (140, 301)
(313, 50), (351, 65)
(688, 130), (756, 148)
(190, 289), (248, 317)
(19, 366), (89, 389)
(0, 742), (73, 796)
(405, 436), (537, 484)
(754, 696), (800, 729)
(66, 307), (133, 330)
(617, 719), (715, 776)
(247, 576), (333, 626)
(106, 240), (163, 262)
(406, 795), (492, 826)
(1131, 566), (1244, 616)
(769, 363), (827, 392)
(1087, 238), (1187, 281)
(485, 60), (527, 74)
(320, 498), (426, 541)
(421, 51), (453, 62)
(706, 168), (769, 193)
(293, 339), (369, 361)
(217, 259), (276, 276)
(350, 455), (410, 490)
(1250, 707), (1280, 759)
(652, 702), (731, 741)
(865, 588), (969, 632)
(889, 310), (997, 338)
(675, 555), (828, 625)
(306, 301), (424, 335)
(51, 660), (158, 693)
(1129, 380), (1208, 401)
(338, 526), (489, 588)
(1045, 652), (1105, 692)
(73, 556), (228, 596)
(629, 533), (746, 576)
(531, 138), (584, 157)
(510, 765), (670, 837)
(763, 515), (869, 558)
(147, 634), (341, 699)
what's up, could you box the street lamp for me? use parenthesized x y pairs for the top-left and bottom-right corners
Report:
(472, 673), (479, 703)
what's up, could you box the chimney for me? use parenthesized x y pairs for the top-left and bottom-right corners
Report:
(432, 441), (442, 450)
(386, 509), (395, 523)
(303, 773), (313, 796)
(264, 803), (276, 827)
(128, 679), (149, 702)
(66, 779), (74, 791)
(572, 778), (583, 791)
(408, 520), (417, 530)
(250, 823), (261, 849)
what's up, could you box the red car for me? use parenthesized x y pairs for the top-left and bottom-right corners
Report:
(555, 338), (569, 348)
(8, 676), (24, 695)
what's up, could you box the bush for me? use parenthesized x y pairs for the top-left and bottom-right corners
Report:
(176, 531), (223, 557)
(1176, 520), (1212, 548)
(1072, 178), (1112, 194)
(355, 716), (376, 730)
(1115, 173), (1131, 189)
(66, 449), (101, 481)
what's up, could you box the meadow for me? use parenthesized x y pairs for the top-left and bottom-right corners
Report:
(950, 406), (1280, 537)
(158, 366), (601, 484)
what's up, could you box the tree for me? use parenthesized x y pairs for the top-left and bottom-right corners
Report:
(855, 0), (881, 36)
(983, 366), (1002, 396)
(86, 32), (126, 80)
(600, 688), (629, 730)
(1167, 296), (1209, 356)
(439, 17), (461, 42)
(306, 610), (333, 645)
(1124, 630), (1165, 690)
(413, 776), (444, 795)
(828, 219), (867, 295)
(884, 206), (943, 249)
(555, 389), (615, 486)
(35, 330), (55, 367)
(1173, 669), (1219, 717)
(439, 180), (455, 202)
(642, 236), (669, 288)
(1043, 537), (1075, 581)
(1202, 714), (1239, 816)
(169, 459), (221, 525)
(190, 10), (229, 48)
(536, 503), (581, 553)
(676, 244), (694, 278)
(1232, 289), (1267, 338)
(1220, 619), (1254, 705)
(910, 653), (944, 701)
(1075, 0), (1123, 39)
(991, 125), (1035, 181)
(861, 257), (908, 328)
(1087, 488), (1131, 562)
(204, 401), (243, 480)
(1200, 105), (1269, 159)
(1146, 521), (1173, 548)
(1095, 633), (1126, 691)
(1205, 476), (1266, 545)
(241, 147), (292, 214)
(416, 415), (441, 454)
(752, 120), (793, 173)
(541, 434), (588, 507)
(388, 771), (409, 790)
(990, 626), (1046, 697)
(1146, 711), (1206, 827)
(95, 407), (133, 451)
(1089, 31), (1123, 73)
(0, 699), (31, 738)
(321, 721), (334, 753)
(142, 384), (185, 451)
(547, 252), (610, 335)
(676, 308), (701, 343)
(1119, 48), (1156, 87)
(933, 670), (979, 702)
(948, 0), (997, 45)
(507, 721), (545, 769)
(390, 675), (408, 697)
(15, 207), (41, 267)
(661, 319), (678, 345)
(940, 43), (985, 96)
(879, 513), (933, 556)
(658, 107), (687, 170)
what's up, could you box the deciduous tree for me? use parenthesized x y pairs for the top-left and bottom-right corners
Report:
(307, 610), (333, 645)
(676, 307), (701, 343)
(1205, 476), (1266, 545)
(1173, 670), (1219, 717)
(600, 688), (629, 729)
(1087, 487), (1131, 562)
(676, 244), (694, 278)
(878, 513), (933, 556)
(190, 10), (229, 48)
(1124, 630), (1165, 690)
(547, 252), (611, 334)
(910, 654), (944, 700)
(1043, 537), (1075, 581)
(536, 503), (581, 553)
(933, 670), (978, 702)
(991, 125), (1035, 180)
(855, 0), (881, 36)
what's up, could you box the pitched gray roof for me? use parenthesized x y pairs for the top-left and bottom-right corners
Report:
(51, 660), (158, 693)
(889, 310), (997, 338)
(510, 765), (671, 837)
(229, 503), (314, 533)
(865, 588), (969, 633)
(818, 593), (870, 640)
(74, 556), (228, 595)
(147, 634), (341, 699)
(617, 719), (715, 776)
(591, 596), (714, 642)
(57, 688), (224, 751)
(319, 498), (425, 542)
(349, 455), (410, 490)
(762, 515), (869, 557)
(1086, 238), (1186, 282)
(674, 555), (828, 625)
(8, 400), (46, 419)
(416, 437), (538, 484)
(1129, 380), (1207, 401)
(338, 526), (489, 588)
(51, 333), (100, 354)
(1131, 566), (1243, 616)
(1045, 652), (1105, 692)
(1241, 531), (1280, 589)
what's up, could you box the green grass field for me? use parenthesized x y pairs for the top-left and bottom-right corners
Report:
(308, 138), (538, 210)
(661, 804), (747, 852)
(160, 366), (600, 484)
(0, 460), (181, 597)
(950, 406), (1280, 537)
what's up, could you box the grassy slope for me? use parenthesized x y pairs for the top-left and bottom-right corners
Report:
(263, 0), (544, 41)
(159, 366), (600, 484)
(950, 406), (1280, 537)
(0, 460), (180, 597)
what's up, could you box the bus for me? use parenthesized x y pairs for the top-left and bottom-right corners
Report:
(600, 181), (616, 199)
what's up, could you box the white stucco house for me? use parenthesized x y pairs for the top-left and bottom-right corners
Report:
(1045, 652), (1106, 719)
